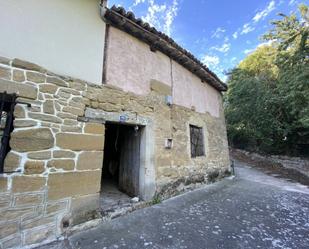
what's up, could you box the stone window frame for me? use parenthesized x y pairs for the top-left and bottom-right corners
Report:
(186, 118), (209, 160)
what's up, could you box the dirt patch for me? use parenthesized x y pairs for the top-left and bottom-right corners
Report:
(230, 149), (309, 186)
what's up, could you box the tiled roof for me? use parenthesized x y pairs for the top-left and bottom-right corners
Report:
(104, 6), (227, 92)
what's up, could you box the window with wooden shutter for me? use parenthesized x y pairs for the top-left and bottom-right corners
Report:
(190, 125), (205, 158)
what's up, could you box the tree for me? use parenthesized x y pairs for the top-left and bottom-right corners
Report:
(263, 3), (309, 64)
(238, 45), (278, 80)
(225, 4), (309, 156)
(225, 46), (283, 153)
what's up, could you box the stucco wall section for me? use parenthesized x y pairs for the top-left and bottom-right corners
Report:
(106, 28), (221, 117)
(0, 0), (105, 84)
(106, 27), (172, 95)
(172, 61), (221, 118)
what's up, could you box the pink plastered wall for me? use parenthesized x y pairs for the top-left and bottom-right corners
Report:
(172, 61), (221, 118)
(106, 27), (172, 95)
(106, 27), (221, 118)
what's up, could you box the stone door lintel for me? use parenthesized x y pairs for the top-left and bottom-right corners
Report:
(83, 107), (150, 126)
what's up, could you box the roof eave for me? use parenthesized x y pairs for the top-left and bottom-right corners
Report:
(104, 6), (228, 92)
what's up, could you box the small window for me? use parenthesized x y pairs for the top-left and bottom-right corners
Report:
(0, 92), (17, 174)
(190, 125), (205, 158)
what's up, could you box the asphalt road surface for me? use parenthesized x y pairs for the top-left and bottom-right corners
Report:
(39, 161), (309, 249)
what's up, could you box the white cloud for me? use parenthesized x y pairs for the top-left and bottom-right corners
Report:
(211, 27), (226, 39)
(289, 0), (297, 6)
(221, 75), (228, 82)
(143, 1), (167, 29)
(244, 48), (255, 54)
(234, 0), (275, 38)
(201, 55), (220, 67)
(243, 40), (275, 55)
(231, 57), (238, 63)
(257, 40), (276, 48)
(132, 0), (179, 36)
(194, 37), (208, 45)
(211, 43), (231, 53)
(163, 0), (178, 36)
(201, 55), (226, 81)
(232, 31), (238, 39)
(253, 0), (276, 23)
(133, 0), (146, 6)
(241, 23), (255, 34)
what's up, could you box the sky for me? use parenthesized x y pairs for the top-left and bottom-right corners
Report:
(107, 0), (308, 82)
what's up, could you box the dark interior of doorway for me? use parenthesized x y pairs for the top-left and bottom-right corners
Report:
(100, 123), (141, 212)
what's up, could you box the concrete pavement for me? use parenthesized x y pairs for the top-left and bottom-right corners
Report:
(38, 162), (309, 249)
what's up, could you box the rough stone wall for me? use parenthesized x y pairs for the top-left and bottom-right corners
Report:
(0, 57), (105, 248)
(0, 56), (230, 248)
(155, 102), (230, 197)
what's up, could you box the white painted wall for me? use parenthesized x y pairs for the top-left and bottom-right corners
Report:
(0, 0), (105, 84)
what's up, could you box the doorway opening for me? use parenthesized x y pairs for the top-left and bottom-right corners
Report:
(100, 122), (142, 211)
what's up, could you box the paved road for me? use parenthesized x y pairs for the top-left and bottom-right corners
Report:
(40, 162), (309, 249)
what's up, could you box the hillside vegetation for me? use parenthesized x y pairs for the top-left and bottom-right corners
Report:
(225, 4), (309, 156)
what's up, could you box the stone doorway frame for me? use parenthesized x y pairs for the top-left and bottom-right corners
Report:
(83, 108), (156, 201)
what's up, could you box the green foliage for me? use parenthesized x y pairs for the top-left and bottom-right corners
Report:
(238, 46), (279, 79)
(225, 4), (309, 156)
(263, 3), (309, 63)
(152, 196), (162, 205)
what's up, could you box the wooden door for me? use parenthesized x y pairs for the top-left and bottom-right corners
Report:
(118, 128), (141, 197)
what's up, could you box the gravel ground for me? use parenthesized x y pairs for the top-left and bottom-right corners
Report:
(38, 162), (309, 249)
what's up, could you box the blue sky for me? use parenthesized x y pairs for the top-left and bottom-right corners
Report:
(107, 0), (307, 82)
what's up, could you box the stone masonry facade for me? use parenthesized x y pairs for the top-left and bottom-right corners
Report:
(0, 56), (230, 248)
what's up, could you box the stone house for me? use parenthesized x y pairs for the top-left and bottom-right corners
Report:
(0, 0), (230, 248)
